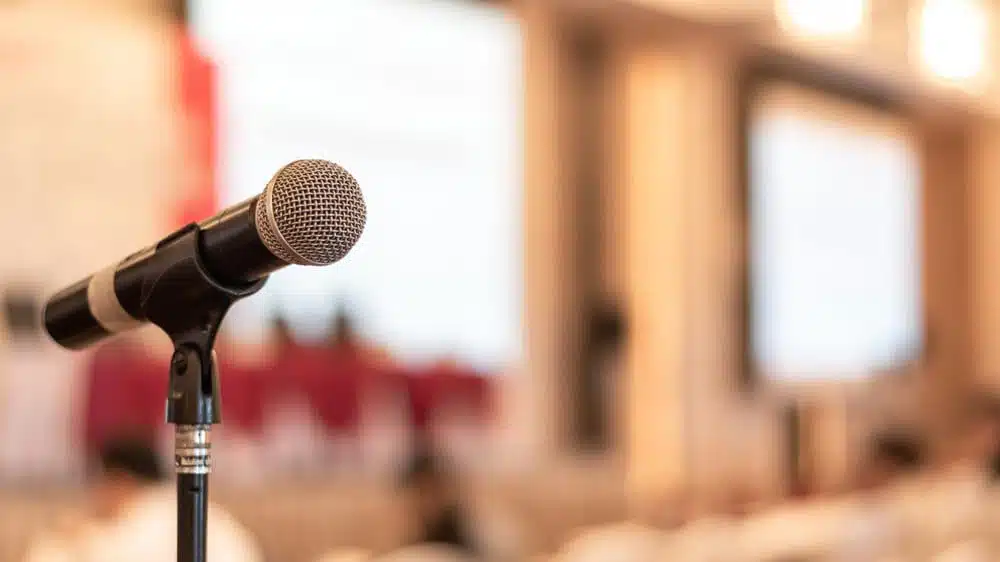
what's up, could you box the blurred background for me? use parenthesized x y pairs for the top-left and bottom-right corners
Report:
(3, 0), (1000, 561)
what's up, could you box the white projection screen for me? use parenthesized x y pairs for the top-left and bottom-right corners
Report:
(189, 0), (523, 370)
(748, 82), (923, 382)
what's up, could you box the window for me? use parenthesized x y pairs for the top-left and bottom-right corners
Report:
(190, 0), (523, 370)
(748, 82), (922, 381)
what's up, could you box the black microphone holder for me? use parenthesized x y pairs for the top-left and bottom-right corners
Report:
(140, 223), (266, 562)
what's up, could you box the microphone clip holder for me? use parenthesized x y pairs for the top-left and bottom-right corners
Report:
(139, 223), (266, 562)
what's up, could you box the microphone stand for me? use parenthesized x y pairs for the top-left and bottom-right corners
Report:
(140, 223), (266, 562)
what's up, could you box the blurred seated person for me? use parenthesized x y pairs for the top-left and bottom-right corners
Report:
(917, 403), (998, 554)
(970, 395), (1000, 485)
(376, 545), (474, 562)
(667, 495), (748, 562)
(312, 448), (480, 562)
(924, 396), (1000, 562)
(859, 431), (925, 492)
(732, 434), (925, 562)
(315, 548), (372, 562)
(400, 446), (480, 559)
(927, 396), (1000, 562)
(974, 396), (1000, 561)
(327, 306), (393, 366)
(0, 289), (83, 483)
(264, 311), (367, 475)
(641, 490), (695, 531)
(554, 521), (662, 562)
(837, 432), (925, 562)
(270, 314), (298, 357)
(22, 437), (262, 562)
(329, 306), (361, 355)
(83, 335), (166, 459)
(724, 485), (764, 520)
(949, 397), (999, 477)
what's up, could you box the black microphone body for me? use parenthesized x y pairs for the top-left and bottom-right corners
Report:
(43, 159), (367, 350)
(44, 197), (283, 349)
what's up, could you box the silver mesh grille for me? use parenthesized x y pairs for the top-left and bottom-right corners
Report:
(255, 160), (366, 265)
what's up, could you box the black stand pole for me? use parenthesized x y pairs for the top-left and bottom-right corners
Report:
(137, 223), (266, 562)
(168, 349), (218, 562)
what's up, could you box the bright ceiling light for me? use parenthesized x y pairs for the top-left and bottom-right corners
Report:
(919, 0), (989, 81)
(778, 0), (867, 38)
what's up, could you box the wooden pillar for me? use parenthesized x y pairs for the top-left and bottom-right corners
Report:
(970, 119), (1000, 391)
(616, 28), (742, 513)
(922, 124), (972, 451)
(675, 38), (742, 509)
(619, 32), (693, 513)
(501, 0), (579, 464)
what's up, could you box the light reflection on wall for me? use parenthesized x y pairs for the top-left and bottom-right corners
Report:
(777, 0), (867, 38)
(919, 0), (989, 82)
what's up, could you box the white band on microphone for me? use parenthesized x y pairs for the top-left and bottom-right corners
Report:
(87, 265), (142, 333)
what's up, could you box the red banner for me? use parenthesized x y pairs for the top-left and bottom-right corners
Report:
(175, 27), (218, 225)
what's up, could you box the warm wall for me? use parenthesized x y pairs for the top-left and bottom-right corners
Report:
(0, 6), (181, 299)
(616, 30), (694, 511)
(504, 0), (581, 463)
(607, 24), (790, 506)
(970, 119), (1000, 393)
(921, 123), (974, 451)
(0, 5), (183, 483)
(569, 11), (985, 502)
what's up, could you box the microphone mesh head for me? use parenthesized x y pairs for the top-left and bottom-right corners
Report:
(255, 159), (366, 266)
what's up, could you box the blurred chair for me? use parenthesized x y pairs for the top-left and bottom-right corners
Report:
(359, 367), (416, 478)
(919, 470), (989, 555)
(298, 348), (365, 437)
(83, 341), (165, 454)
(406, 365), (493, 431)
(259, 344), (364, 475)
(552, 522), (662, 562)
(216, 359), (267, 436)
(934, 541), (989, 562)
(664, 515), (739, 562)
(259, 392), (331, 476)
(409, 365), (495, 472)
(374, 545), (473, 562)
(734, 500), (853, 562)
(464, 493), (525, 562)
(303, 349), (367, 470)
(0, 344), (83, 483)
(314, 548), (372, 562)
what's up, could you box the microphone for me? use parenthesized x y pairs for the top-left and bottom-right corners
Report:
(43, 159), (366, 350)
